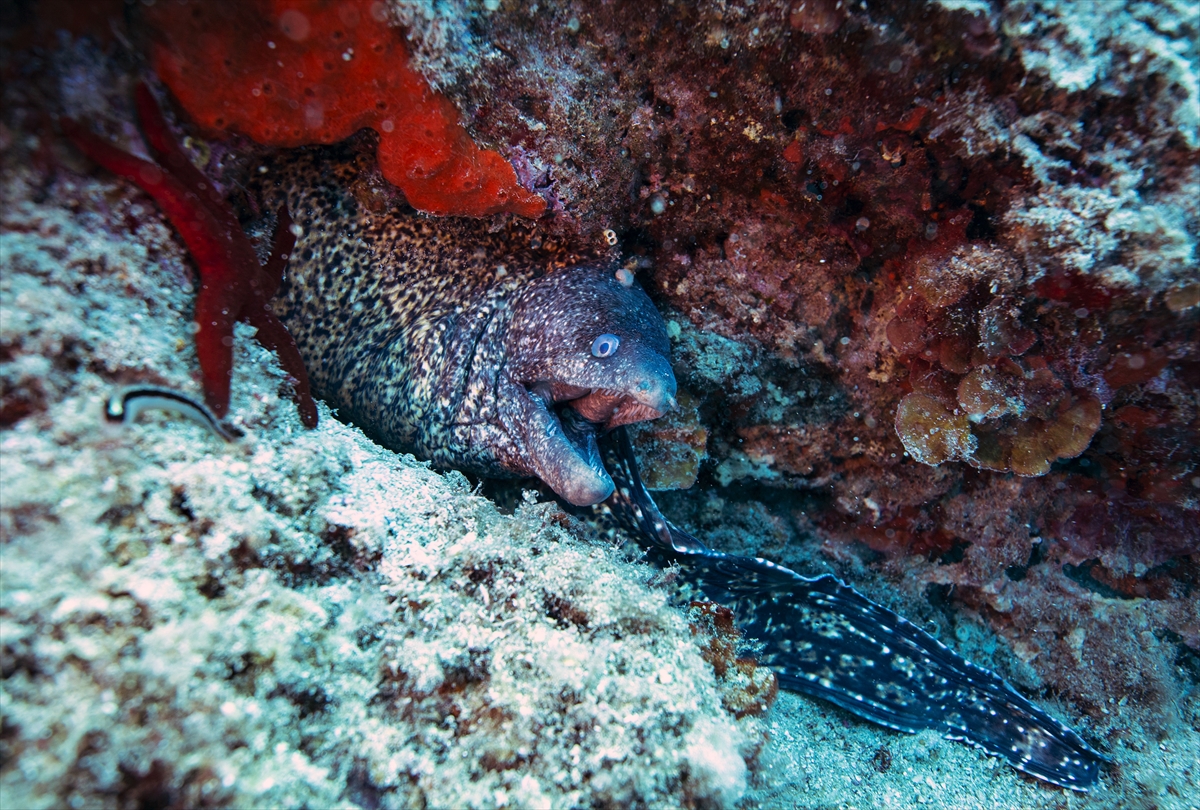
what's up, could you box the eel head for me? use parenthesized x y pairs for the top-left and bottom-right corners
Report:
(503, 263), (676, 506)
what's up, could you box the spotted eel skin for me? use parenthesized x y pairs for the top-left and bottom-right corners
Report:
(581, 421), (1106, 790)
(260, 143), (1106, 791)
(263, 144), (675, 507)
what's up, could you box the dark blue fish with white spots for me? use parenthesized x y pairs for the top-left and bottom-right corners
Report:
(259, 142), (1106, 791)
(583, 423), (1107, 790)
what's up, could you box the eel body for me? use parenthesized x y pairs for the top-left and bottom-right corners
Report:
(262, 144), (1105, 790)
(586, 422), (1106, 790)
(265, 146), (675, 507)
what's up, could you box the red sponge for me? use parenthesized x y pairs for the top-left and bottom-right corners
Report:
(144, 0), (545, 218)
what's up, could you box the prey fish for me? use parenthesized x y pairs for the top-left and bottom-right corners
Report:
(578, 418), (1107, 791)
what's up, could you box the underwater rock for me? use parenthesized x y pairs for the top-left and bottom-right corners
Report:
(3, 1), (1199, 806)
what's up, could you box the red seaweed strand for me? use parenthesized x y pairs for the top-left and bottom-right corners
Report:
(259, 205), (294, 302)
(61, 90), (317, 427)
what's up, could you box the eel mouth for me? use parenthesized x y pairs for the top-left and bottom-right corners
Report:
(529, 382), (674, 431)
(568, 387), (671, 428)
(521, 380), (674, 506)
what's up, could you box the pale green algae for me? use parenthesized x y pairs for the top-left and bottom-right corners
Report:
(0, 169), (761, 809)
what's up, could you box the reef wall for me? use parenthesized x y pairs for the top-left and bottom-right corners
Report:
(401, 0), (1200, 803)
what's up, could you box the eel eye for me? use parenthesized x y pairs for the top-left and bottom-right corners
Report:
(591, 333), (620, 358)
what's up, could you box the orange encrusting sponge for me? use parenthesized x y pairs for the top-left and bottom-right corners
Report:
(144, 0), (545, 218)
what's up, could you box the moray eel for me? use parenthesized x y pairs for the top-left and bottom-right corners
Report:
(259, 143), (1105, 791)
(264, 145), (675, 507)
(586, 425), (1106, 790)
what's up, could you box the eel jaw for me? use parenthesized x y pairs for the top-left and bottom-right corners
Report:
(521, 380), (674, 506)
(520, 385), (613, 506)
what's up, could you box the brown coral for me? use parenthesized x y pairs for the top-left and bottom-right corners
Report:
(627, 387), (708, 490)
(894, 392), (976, 466)
(888, 243), (1104, 476)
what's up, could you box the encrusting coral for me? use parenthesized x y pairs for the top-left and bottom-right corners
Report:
(886, 240), (1104, 476)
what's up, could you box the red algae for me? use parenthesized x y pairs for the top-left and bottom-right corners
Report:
(688, 602), (779, 720)
(142, 0), (544, 218)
